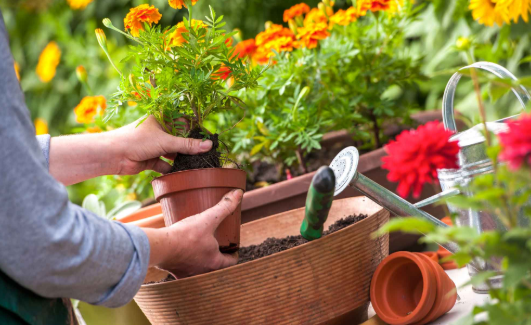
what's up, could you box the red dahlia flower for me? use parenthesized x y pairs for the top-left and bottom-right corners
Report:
(382, 121), (460, 198)
(499, 114), (531, 170)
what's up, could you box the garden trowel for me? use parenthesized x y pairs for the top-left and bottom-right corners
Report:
(300, 166), (336, 241)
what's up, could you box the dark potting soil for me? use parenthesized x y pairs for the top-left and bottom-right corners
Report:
(170, 128), (222, 173)
(237, 214), (367, 264)
(150, 214), (367, 284)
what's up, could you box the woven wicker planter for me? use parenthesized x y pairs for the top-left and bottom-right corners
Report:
(134, 197), (389, 325)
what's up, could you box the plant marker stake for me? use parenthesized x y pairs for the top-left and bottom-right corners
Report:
(300, 166), (336, 241)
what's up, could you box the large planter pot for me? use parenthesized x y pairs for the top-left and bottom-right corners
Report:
(134, 197), (390, 325)
(370, 252), (457, 325)
(152, 168), (246, 252)
(243, 111), (449, 252)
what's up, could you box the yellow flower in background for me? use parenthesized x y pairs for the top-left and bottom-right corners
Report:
(387, 0), (406, 14)
(496, 0), (531, 23)
(304, 8), (330, 26)
(469, 0), (507, 26)
(34, 118), (48, 135)
(74, 96), (107, 124)
(126, 192), (137, 201)
(169, 0), (199, 9)
(329, 9), (353, 28)
(36, 41), (61, 83)
(14, 62), (20, 81)
(124, 4), (162, 37)
(66, 0), (94, 10)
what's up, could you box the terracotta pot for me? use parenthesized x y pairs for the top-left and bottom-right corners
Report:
(370, 252), (457, 325)
(242, 111), (457, 253)
(152, 168), (246, 252)
(421, 251), (439, 264)
(134, 197), (389, 325)
(116, 203), (164, 228)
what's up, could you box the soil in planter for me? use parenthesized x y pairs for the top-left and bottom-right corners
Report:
(150, 214), (367, 284)
(170, 128), (222, 173)
(237, 214), (367, 264)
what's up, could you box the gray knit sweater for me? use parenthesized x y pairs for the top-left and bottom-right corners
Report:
(0, 13), (149, 308)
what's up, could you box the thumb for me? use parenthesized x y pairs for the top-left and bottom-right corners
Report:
(159, 132), (213, 155)
(200, 189), (244, 231)
(214, 252), (239, 270)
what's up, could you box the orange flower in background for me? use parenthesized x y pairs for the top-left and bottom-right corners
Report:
(169, 0), (199, 9)
(371, 0), (392, 11)
(329, 9), (352, 28)
(86, 126), (102, 133)
(304, 8), (330, 26)
(124, 4), (162, 37)
(297, 22), (330, 49)
(36, 41), (61, 83)
(283, 3), (311, 22)
(14, 62), (20, 81)
(212, 65), (231, 80)
(168, 19), (207, 47)
(233, 39), (258, 59)
(67, 0), (94, 10)
(255, 24), (295, 47)
(345, 6), (361, 21)
(34, 118), (48, 135)
(74, 96), (107, 124)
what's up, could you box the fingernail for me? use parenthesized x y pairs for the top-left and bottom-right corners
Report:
(200, 140), (213, 150)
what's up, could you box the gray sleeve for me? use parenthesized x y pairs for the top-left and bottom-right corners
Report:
(0, 13), (150, 308)
(36, 134), (51, 168)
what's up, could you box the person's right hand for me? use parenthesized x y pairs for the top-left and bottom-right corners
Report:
(143, 189), (242, 278)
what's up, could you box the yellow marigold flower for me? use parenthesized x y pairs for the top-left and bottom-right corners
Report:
(126, 192), (137, 201)
(469, 0), (506, 26)
(36, 42), (61, 83)
(169, 0), (199, 9)
(76, 65), (88, 83)
(297, 22), (330, 49)
(14, 62), (20, 81)
(124, 4), (162, 37)
(74, 96), (107, 124)
(329, 9), (352, 28)
(127, 101), (138, 107)
(496, 0), (531, 23)
(283, 3), (311, 22)
(86, 126), (102, 133)
(66, 0), (94, 10)
(304, 8), (330, 26)
(168, 19), (207, 47)
(34, 118), (48, 135)
(387, 0), (406, 14)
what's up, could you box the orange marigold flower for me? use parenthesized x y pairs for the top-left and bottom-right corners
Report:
(233, 39), (258, 59)
(283, 3), (311, 22)
(212, 65), (231, 80)
(67, 0), (94, 10)
(345, 6), (361, 21)
(74, 96), (107, 124)
(168, 19), (207, 47)
(255, 24), (295, 46)
(297, 22), (330, 49)
(168, 0), (199, 9)
(14, 62), (20, 81)
(34, 118), (48, 135)
(124, 4), (162, 37)
(86, 126), (102, 133)
(36, 41), (61, 83)
(329, 9), (352, 28)
(304, 8), (330, 26)
(252, 47), (274, 65)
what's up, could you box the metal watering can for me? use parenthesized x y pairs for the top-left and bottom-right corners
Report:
(329, 62), (531, 293)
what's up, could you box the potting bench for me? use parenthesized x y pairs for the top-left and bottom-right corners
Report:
(366, 267), (491, 324)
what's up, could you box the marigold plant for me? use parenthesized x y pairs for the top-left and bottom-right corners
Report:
(74, 96), (107, 124)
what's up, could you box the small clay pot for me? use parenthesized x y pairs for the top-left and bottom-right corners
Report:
(152, 168), (246, 253)
(370, 252), (457, 325)
(116, 204), (164, 229)
(421, 251), (439, 264)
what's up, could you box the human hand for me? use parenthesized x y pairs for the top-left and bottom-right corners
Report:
(143, 189), (242, 278)
(112, 115), (212, 175)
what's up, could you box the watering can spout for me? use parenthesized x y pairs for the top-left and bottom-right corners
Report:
(329, 147), (461, 254)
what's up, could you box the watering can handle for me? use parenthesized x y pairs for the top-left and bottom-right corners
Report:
(442, 61), (531, 132)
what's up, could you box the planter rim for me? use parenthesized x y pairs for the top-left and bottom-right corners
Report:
(142, 197), (386, 288)
(152, 168), (246, 202)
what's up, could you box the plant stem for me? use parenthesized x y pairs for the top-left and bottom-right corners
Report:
(296, 149), (308, 174)
(370, 110), (381, 148)
(466, 51), (491, 147)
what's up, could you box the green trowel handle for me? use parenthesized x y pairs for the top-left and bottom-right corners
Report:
(300, 166), (336, 241)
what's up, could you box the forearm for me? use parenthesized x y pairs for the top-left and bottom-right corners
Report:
(49, 132), (121, 185)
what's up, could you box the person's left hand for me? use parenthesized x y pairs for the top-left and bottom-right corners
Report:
(112, 115), (212, 175)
